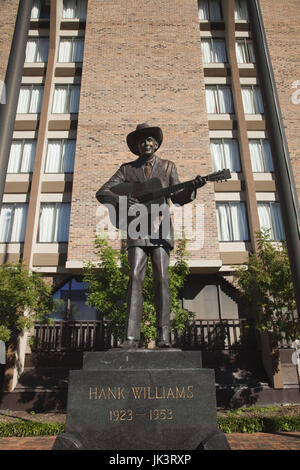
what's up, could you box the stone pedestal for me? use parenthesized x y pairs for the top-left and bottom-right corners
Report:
(53, 349), (230, 450)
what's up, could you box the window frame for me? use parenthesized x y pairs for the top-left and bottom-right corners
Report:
(205, 85), (234, 114)
(216, 201), (250, 242)
(7, 139), (37, 174)
(25, 37), (49, 63)
(241, 85), (264, 115)
(201, 37), (228, 64)
(198, 0), (223, 21)
(45, 139), (76, 174)
(57, 37), (84, 63)
(210, 138), (241, 172)
(38, 202), (71, 243)
(17, 85), (44, 114)
(257, 201), (285, 241)
(0, 203), (28, 243)
(52, 84), (80, 114)
(62, 0), (87, 19)
(235, 38), (256, 64)
(249, 138), (274, 173)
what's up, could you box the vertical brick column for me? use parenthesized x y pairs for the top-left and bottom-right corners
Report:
(67, 0), (221, 266)
(222, 0), (260, 251)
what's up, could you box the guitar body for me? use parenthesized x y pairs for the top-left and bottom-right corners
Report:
(111, 178), (166, 207)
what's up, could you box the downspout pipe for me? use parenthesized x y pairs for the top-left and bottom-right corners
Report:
(0, 0), (33, 209)
(248, 0), (300, 323)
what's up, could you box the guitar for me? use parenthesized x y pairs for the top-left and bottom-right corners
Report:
(106, 169), (231, 230)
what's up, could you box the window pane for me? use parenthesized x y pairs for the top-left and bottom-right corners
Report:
(36, 39), (49, 62)
(218, 87), (234, 113)
(29, 86), (43, 113)
(0, 205), (14, 242)
(263, 141), (274, 172)
(216, 203), (231, 241)
(198, 0), (222, 20)
(25, 39), (38, 62)
(10, 204), (28, 242)
(214, 39), (227, 62)
(234, 0), (249, 20)
(31, 0), (40, 18)
(39, 204), (56, 242)
(249, 140), (264, 172)
(63, 140), (76, 172)
(217, 202), (248, 241)
(17, 87), (31, 113)
(55, 204), (71, 242)
(8, 142), (22, 173)
(72, 39), (84, 62)
(21, 141), (36, 172)
(69, 86), (80, 112)
(52, 86), (68, 113)
(210, 139), (240, 172)
(241, 87), (256, 114)
(272, 204), (285, 240)
(58, 39), (73, 62)
(45, 141), (62, 172)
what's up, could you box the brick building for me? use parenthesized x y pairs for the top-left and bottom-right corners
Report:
(0, 0), (299, 407)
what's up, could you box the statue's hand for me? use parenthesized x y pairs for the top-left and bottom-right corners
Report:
(194, 175), (207, 188)
(127, 195), (139, 207)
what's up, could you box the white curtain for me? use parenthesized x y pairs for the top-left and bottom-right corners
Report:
(254, 87), (264, 114)
(242, 87), (264, 114)
(217, 203), (248, 241)
(216, 204), (231, 241)
(249, 140), (273, 172)
(7, 142), (22, 173)
(198, 0), (222, 20)
(55, 204), (71, 242)
(63, 140), (76, 172)
(258, 203), (285, 240)
(219, 87), (234, 113)
(210, 140), (240, 172)
(17, 87), (31, 113)
(10, 205), (28, 242)
(230, 203), (249, 241)
(39, 204), (70, 242)
(69, 86), (80, 112)
(21, 141), (36, 172)
(235, 41), (247, 63)
(201, 39), (213, 63)
(0, 205), (13, 242)
(206, 87), (218, 113)
(52, 87), (68, 113)
(58, 39), (73, 62)
(214, 40), (227, 62)
(25, 39), (38, 62)
(234, 0), (249, 20)
(29, 86), (43, 113)
(248, 41), (256, 63)
(39, 204), (56, 242)
(45, 141), (62, 172)
(62, 0), (87, 19)
(31, 0), (40, 19)
(0, 204), (27, 242)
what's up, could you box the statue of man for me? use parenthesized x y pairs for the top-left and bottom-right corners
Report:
(96, 123), (201, 348)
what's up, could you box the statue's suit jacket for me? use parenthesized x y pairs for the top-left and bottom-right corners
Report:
(96, 154), (196, 250)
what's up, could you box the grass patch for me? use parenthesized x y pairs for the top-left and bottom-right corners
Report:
(0, 421), (65, 437)
(217, 415), (300, 434)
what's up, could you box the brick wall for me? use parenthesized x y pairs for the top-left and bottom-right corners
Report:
(259, 0), (300, 196)
(0, 0), (19, 82)
(67, 0), (221, 264)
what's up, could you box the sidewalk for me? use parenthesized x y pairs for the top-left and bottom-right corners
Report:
(0, 433), (300, 450)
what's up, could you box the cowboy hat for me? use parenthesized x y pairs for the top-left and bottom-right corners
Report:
(126, 123), (163, 156)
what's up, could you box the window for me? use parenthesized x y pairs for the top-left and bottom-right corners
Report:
(198, 0), (222, 21)
(7, 140), (36, 173)
(201, 38), (227, 63)
(241, 86), (264, 114)
(58, 37), (84, 62)
(52, 85), (80, 113)
(45, 140), (76, 173)
(210, 139), (241, 172)
(234, 0), (249, 20)
(38, 203), (71, 242)
(62, 0), (87, 19)
(51, 278), (98, 321)
(258, 202), (285, 241)
(216, 202), (249, 241)
(249, 139), (274, 172)
(31, 0), (50, 19)
(17, 86), (44, 113)
(25, 38), (49, 63)
(235, 39), (255, 64)
(0, 204), (28, 243)
(205, 86), (234, 114)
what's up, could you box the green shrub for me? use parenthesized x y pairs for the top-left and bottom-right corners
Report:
(217, 415), (300, 434)
(0, 421), (65, 437)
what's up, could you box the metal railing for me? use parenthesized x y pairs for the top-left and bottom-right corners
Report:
(32, 318), (250, 352)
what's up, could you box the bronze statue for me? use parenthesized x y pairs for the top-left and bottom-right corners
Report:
(96, 123), (201, 348)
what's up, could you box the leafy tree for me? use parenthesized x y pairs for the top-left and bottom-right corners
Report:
(0, 262), (54, 343)
(234, 230), (300, 345)
(83, 236), (194, 346)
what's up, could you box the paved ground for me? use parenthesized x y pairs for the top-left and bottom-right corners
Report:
(0, 433), (300, 450)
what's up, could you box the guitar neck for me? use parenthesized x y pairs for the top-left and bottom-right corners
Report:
(139, 179), (198, 203)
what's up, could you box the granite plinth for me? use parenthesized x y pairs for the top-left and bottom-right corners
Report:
(53, 350), (230, 450)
